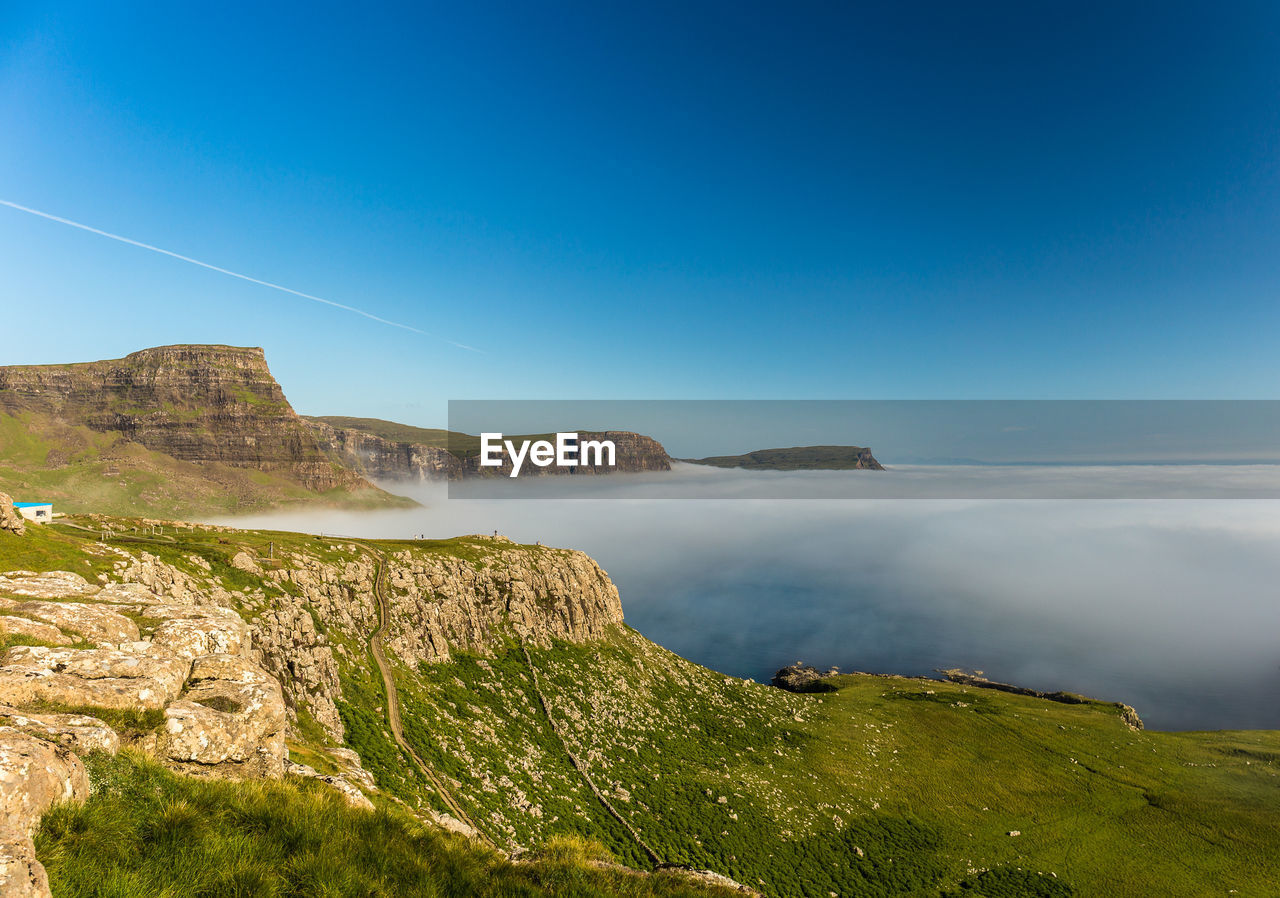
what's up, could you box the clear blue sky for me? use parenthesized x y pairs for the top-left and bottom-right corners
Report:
(2, 2), (1278, 426)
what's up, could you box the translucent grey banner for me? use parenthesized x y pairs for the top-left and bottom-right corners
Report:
(445, 400), (1280, 499)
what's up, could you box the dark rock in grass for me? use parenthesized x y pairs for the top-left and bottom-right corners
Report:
(771, 663), (840, 693)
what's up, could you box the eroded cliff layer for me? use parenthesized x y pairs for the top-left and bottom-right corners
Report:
(0, 345), (363, 491)
(307, 418), (672, 481)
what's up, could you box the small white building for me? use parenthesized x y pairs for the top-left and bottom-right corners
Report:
(13, 502), (53, 524)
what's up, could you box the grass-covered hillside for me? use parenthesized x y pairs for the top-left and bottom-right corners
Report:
(0, 412), (412, 517)
(37, 751), (740, 898)
(3, 518), (1279, 897)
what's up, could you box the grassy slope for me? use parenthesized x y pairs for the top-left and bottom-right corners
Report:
(36, 751), (738, 898)
(390, 633), (1280, 898)
(5, 521), (1280, 897)
(0, 411), (413, 517)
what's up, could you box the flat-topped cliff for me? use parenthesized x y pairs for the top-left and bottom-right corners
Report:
(0, 345), (366, 493)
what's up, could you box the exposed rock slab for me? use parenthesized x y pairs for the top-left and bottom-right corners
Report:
(0, 617), (71, 646)
(0, 646), (189, 710)
(0, 571), (98, 600)
(144, 605), (249, 661)
(8, 601), (139, 646)
(0, 706), (120, 755)
(284, 758), (373, 810)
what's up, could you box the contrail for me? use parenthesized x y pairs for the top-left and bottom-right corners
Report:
(0, 198), (482, 352)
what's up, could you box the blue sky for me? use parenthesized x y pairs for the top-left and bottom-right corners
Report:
(2, 2), (1279, 426)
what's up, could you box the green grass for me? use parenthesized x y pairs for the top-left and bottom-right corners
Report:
(36, 751), (742, 898)
(0, 411), (414, 518)
(391, 629), (1280, 897)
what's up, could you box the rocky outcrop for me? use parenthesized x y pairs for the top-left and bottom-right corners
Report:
(163, 654), (286, 778)
(0, 646), (191, 710)
(381, 541), (624, 664)
(686, 445), (885, 471)
(0, 707), (120, 755)
(771, 663), (840, 693)
(0, 344), (369, 492)
(0, 494), (24, 536)
(0, 728), (88, 898)
(306, 418), (672, 481)
(939, 669), (1144, 730)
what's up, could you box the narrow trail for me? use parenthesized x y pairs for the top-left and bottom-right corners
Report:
(362, 545), (490, 843)
(519, 641), (664, 867)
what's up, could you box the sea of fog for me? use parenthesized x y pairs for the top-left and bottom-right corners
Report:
(219, 464), (1280, 731)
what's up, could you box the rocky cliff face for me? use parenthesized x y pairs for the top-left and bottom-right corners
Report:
(307, 420), (672, 481)
(0, 345), (364, 492)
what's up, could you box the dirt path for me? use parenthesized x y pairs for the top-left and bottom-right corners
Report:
(363, 545), (489, 842)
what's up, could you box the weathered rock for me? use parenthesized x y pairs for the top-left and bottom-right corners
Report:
(8, 601), (139, 646)
(307, 419), (671, 481)
(0, 646), (190, 710)
(0, 571), (98, 600)
(0, 706), (120, 754)
(0, 727), (88, 835)
(144, 605), (249, 662)
(284, 759), (374, 810)
(771, 663), (839, 693)
(0, 495), (25, 536)
(0, 828), (49, 898)
(162, 654), (286, 778)
(381, 544), (624, 666)
(0, 617), (71, 646)
(230, 552), (262, 574)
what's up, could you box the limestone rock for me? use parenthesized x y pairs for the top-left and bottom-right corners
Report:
(0, 727), (88, 835)
(0, 706), (120, 754)
(144, 605), (249, 662)
(0, 495), (24, 536)
(284, 758), (374, 810)
(0, 617), (71, 646)
(230, 552), (262, 574)
(0, 646), (190, 710)
(162, 654), (286, 778)
(0, 571), (98, 600)
(8, 601), (139, 646)
(0, 828), (48, 898)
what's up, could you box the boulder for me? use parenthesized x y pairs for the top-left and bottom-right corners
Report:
(771, 663), (839, 693)
(0, 828), (49, 898)
(0, 706), (120, 754)
(0, 571), (98, 600)
(0, 727), (88, 835)
(0, 646), (190, 710)
(8, 601), (139, 646)
(145, 605), (249, 661)
(162, 654), (286, 778)
(0, 617), (72, 646)
(0, 495), (24, 536)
